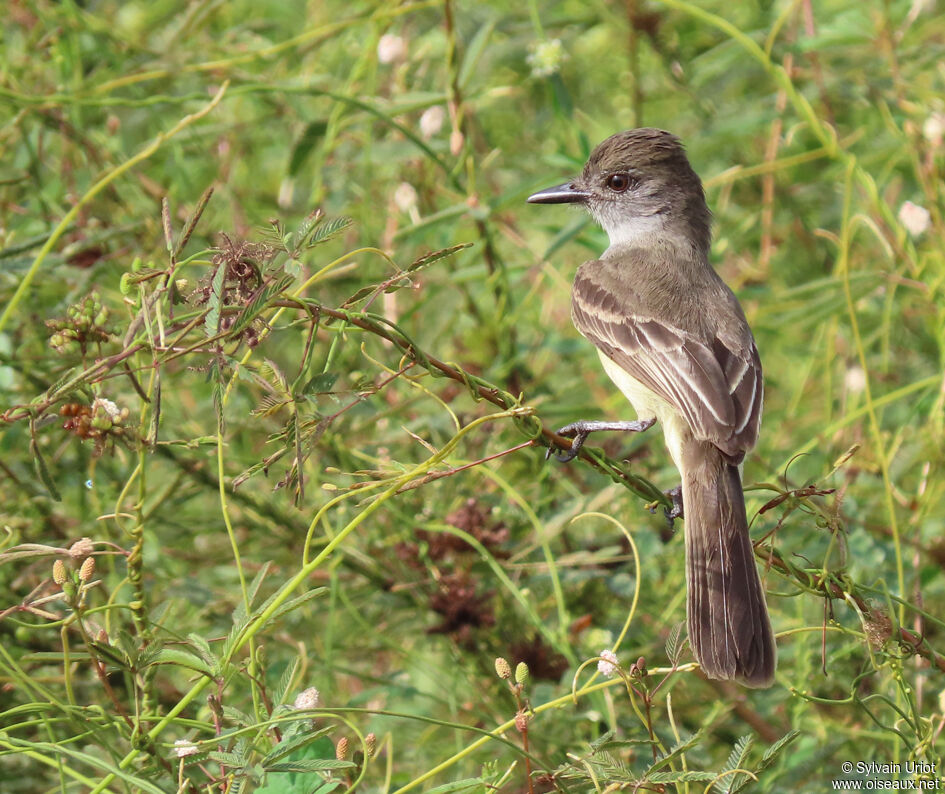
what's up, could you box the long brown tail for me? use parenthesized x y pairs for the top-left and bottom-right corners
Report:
(681, 438), (776, 687)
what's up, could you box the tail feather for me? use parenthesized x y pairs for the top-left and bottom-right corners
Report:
(681, 438), (776, 687)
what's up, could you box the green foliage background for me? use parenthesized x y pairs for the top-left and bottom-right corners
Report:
(1, 0), (944, 791)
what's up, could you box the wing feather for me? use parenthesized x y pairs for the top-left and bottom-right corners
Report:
(572, 262), (762, 460)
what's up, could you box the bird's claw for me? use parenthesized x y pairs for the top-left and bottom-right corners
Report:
(664, 485), (684, 523)
(544, 424), (588, 463)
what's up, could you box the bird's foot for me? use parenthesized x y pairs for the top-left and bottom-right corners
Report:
(664, 484), (684, 523)
(545, 418), (656, 463)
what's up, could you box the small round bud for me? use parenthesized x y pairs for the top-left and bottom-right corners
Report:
(419, 105), (445, 139)
(335, 737), (348, 760)
(450, 129), (464, 156)
(91, 416), (112, 431)
(53, 559), (67, 585)
(377, 33), (406, 64)
(365, 733), (377, 757)
(78, 557), (95, 582)
(494, 657), (511, 680)
(514, 662), (529, 685)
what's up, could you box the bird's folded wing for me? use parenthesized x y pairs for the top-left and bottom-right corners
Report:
(572, 266), (762, 461)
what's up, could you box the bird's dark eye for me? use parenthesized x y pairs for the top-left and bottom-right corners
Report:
(606, 173), (633, 192)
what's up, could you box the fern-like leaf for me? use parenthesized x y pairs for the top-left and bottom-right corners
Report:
(305, 216), (352, 248)
(405, 242), (472, 274)
(721, 735), (754, 794)
(231, 274), (294, 337)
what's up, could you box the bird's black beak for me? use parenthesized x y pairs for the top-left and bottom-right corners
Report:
(526, 182), (589, 204)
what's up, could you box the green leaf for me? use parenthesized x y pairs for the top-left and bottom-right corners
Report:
(88, 640), (132, 670)
(648, 771), (718, 783)
(204, 261), (227, 337)
(262, 732), (337, 767)
(186, 632), (218, 667)
(301, 372), (339, 395)
(406, 242), (473, 274)
(246, 561), (273, 611)
(260, 359), (290, 396)
(267, 588), (327, 625)
(121, 267), (167, 286)
(721, 735), (754, 794)
(748, 730), (801, 782)
(231, 274), (295, 337)
(250, 394), (290, 418)
(424, 780), (485, 794)
(209, 750), (246, 767)
(30, 427), (61, 502)
(458, 18), (496, 88)
(292, 210), (325, 250)
(265, 760), (354, 772)
(221, 704), (255, 728)
(146, 648), (215, 676)
(272, 656), (300, 707)
(588, 730), (616, 751)
(174, 185), (214, 257)
(645, 731), (703, 775)
(288, 121), (328, 176)
(665, 621), (684, 664)
(304, 782), (342, 794)
(305, 215), (352, 248)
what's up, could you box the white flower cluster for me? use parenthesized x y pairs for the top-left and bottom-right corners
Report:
(527, 39), (566, 78)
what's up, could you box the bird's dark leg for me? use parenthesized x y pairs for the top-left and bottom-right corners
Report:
(665, 484), (684, 521)
(546, 418), (656, 463)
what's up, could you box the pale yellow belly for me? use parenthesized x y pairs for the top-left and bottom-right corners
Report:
(597, 350), (689, 471)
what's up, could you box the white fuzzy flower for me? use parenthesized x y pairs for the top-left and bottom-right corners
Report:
(597, 649), (619, 678)
(173, 739), (198, 758)
(419, 106), (445, 140)
(293, 687), (320, 710)
(393, 182), (419, 213)
(92, 398), (121, 421)
(898, 200), (931, 237)
(845, 366), (867, 394)
(527, 39), (567, 78)
(377, 34), (406, 64)
(923, 112), (945, 147)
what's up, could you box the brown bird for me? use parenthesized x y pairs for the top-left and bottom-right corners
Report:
(528, 128), (776, 687)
